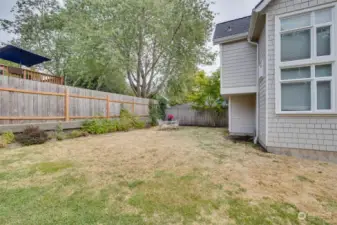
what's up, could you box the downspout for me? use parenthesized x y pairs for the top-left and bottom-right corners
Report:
(248, 39), (259, 144)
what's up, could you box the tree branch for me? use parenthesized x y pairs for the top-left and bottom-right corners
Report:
(144, 11), (184, 77)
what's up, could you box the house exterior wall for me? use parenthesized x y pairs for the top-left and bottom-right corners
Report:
(229, 94), (256, 135)
(258, 26), (267, 147)
(264, 0), (337, 152)
(220, 41), (257, 89)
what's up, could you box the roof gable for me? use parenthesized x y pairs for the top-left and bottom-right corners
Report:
(213, 16), (251, 44)
(212, 0), (275, 44)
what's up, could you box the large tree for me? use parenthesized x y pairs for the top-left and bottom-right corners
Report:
(63, 0), (214, 97)
(1, 0), (214, 97)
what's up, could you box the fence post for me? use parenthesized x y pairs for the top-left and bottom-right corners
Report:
(64, 88), (69, 121)
(106, 95), (110, 118)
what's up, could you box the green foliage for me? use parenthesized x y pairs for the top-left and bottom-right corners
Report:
(188, 70), (224, 112)
(156, 96), (168, 120)
(2, 0), (215, 97)
(0, 131), (15, 148)
(55, 124), (65, 141)
(165, 68), (196, 106)
(120, 109), (145, 129)
(67, 130), (89, 139)
(2, 131), (15, 145)
(82, 119), (117, 134)
(0, 59), (20, 68)
(83, 109), (145, 134)
(56, 124), (63, 133)
(148, 100), (160, 126)
(0, 0), (65, 77)
(56, 132), (66, 141)
(15, 126), (49, 146)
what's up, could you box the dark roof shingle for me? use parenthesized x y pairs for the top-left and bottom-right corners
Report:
(213, 16), (251, 41)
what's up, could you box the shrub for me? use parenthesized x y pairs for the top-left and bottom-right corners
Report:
(82, 109), (146, 134)
(82, 118), (117, 134)
(16, 126), (49, 146)
(2, 131), (15, 144)
(56, 132), (66, 141)
(149, 100), (160, 126)
(68, 130), (89, 139)
(157, 96), (168, 120)
(56, 123), (63, 133)
(116, 119), (131, 132)
(120, 108), (145, 129)
(133, 120), (146, 129)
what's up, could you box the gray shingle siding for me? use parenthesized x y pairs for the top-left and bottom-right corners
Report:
(220, 41), (257, 88)
(265, 0), (337, 152)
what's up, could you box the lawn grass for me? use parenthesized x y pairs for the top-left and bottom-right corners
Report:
(0, 127), (336, 224)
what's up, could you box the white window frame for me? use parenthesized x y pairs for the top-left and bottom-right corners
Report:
(275, 3), (337, 115)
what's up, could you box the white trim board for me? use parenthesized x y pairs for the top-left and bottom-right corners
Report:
(228, 96), (232, 132)
(265, 12), (269, 146)
(213, 33), (248, 45)
(255, 0), (273, 12)
(221, 86), (257, 95)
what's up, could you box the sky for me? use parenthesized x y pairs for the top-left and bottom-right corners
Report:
(0, 0), (261, 74)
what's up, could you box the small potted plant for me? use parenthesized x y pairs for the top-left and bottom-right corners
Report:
(167, 114), (174, 121)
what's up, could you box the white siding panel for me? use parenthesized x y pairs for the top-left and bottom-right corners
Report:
(221, 41), (257, 88)
(265, 0), (337, 152)
(230, 94), (256, 135)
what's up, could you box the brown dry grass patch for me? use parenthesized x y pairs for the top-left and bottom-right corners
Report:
(0, 127), (336, 224)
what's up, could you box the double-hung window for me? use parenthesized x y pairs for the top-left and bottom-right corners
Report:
(276, 6), (336, 113)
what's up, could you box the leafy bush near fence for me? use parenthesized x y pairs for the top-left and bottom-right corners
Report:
(82, 109), (145, 134)
(149, 100), (160, 126)
(2, 131), (15, 144)
(120, 109), (145, 129)
(82, 119), (117, 134)
(16, 126), (49, 146)
(0, 131), (15, 148)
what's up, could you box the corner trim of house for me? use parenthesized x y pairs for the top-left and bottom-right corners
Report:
(228, 96), (232, 132)
(221, 86), (257, 96)
(213, 32), (248, 45)
(265, 12), (269, 146)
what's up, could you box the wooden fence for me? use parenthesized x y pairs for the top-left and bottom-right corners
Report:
(0, 76), (151, 125)
(166, 104), (228, 127)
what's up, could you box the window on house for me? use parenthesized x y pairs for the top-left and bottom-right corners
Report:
(277, 7), (335, 113)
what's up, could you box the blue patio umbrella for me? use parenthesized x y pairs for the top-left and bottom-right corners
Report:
(0, 45), (50, 67)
